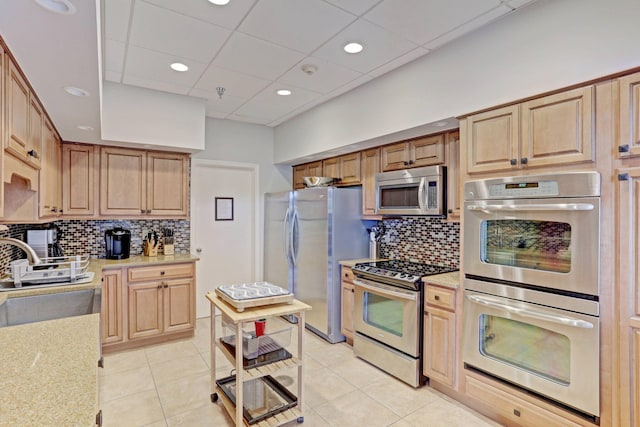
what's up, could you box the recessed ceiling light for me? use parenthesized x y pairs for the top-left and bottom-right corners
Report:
(64, 86), (90, 97)
(276, 89), (292, 96)
(343, 42), (363, 54)
(170, 62), (189, 72)
(34, 0), (76, 14)
(77, 125), (94, 131)
(207, 0), (230, 5)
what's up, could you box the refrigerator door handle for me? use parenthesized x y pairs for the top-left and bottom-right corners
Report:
(283, 207), (291, 265)
(290, 208), (299, 266)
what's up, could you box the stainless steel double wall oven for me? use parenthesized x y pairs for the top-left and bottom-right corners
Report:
(462, 172), (601, 421)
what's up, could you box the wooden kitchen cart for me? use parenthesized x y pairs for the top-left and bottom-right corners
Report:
(206, 291), (311, 427)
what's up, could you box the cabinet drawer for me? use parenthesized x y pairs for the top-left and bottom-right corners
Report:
(128, 263), (194, 282)
(465, 374), (582, 427)
(341, 267), (355, 283)
(424, 285), (455, 310)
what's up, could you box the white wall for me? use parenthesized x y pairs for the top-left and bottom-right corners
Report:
(101, 82), (206, 152)
(274, 0), (640, 164)
(194, 117), (290, 194)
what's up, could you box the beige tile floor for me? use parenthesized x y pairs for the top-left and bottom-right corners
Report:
(100, 316), (503, 427)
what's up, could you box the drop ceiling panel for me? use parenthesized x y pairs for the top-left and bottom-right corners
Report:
(212, 32), (305, 80)
(104, 39), (126, 76)
(238, 0), (356, 54)
(123, 75), (191, 95)
(278, 57), (363, 94)
(313, 19), (419, 73)
(234, 83), (319, 123)
(364, 0), (502, 45)
(124, 45), (207, 89)
(323, 0), (383, 16)
(193, 65), (270, 99)
(368, 46), (429, 77)
(200, 92), (249, 114)
(104, 0), (132, 42)
(144, 0), (258, 30)
(129, 1), (231, 63)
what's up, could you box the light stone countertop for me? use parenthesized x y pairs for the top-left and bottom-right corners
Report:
(338, 258), (381, 268)
(0, 313), (100, 427)
(422, 271), (460, 289)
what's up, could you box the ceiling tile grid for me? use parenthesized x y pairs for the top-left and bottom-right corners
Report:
(102, 0), (539, 126)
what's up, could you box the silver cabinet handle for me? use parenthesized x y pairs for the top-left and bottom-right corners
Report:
(466, 203), (594, 212)
(466, 294), (594, 329)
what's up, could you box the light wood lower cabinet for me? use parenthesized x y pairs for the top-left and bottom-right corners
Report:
(340, 266), (355, 343)
(423, 284), (456, 387)
(101, 268), (124, 345)
(101, 262), (196, 352)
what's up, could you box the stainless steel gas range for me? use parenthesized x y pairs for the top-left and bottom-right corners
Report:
(352, 260), (456, 387)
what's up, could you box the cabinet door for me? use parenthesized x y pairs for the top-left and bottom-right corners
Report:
(322, 157), (340, 180)
(423, 306), (455, 386)
(0, 45), (4, 215)
(293, 165), (307, 189)
(445, 131), (460, 221)
(146, 152), (188, 216)
(361, 148), (380, 216)
(340, 267), (355, 341)
(521, 86), (594, 168)
(62, 144), (95, 215)
(381, 142), (410, 171)
(339, 152), (361, 184)
(100, 147), (146, 216)
(411, 134), (445, 167)
(163, 278), (195, 333)
(101, 269), (124, 344)
(6, 59), (30, 161)
(39, 119), (61, 218)
(307, 161), (322, 177)
(128, 281), (163, 339)
(27, 97), (43, 169)
(619, 71), (640, 158)
(466, 105), (519, 174)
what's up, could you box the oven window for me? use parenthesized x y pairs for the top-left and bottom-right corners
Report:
(481, 220), (571, 273)
(362, 292), (403, 337)
(479, 315), (570, 385)
(380, 186), (419, 209)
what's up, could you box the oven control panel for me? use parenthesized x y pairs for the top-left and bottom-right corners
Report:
(489, 180), (559, 198)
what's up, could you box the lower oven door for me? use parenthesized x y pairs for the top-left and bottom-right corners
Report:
(353, 278), (420, 357)
(462, 287), (600, 417)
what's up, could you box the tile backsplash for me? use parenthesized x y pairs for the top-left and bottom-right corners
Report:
(0, 219), (190, 273)
(378, 217), (460, 269)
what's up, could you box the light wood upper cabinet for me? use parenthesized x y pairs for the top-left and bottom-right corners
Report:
(100, 147), (146, 216)
(101, 268), (124, 345)
(466, 86), (594, 174)
(445, 131), (460, 221)
(6, 59), (30, 162)
(618, 71), (640, 158)
(382, 134), (445, 171)
(322, 152), (361, 185)
(361, 148), (380, 216)
(146, 151), (189, 216)
(62, 143), (96, 216)
(27, 97), (43, 169)
(39, 119), (61, 219)
(99, 147), (188, 217)
(293, 161), (322, 189)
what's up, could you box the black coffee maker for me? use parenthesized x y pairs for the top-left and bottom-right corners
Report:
(105, 228), (131, 260)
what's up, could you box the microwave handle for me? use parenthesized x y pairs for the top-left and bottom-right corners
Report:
(417, 178), (426, 212)
(466, 203), (595, 212)
(466, 294), (594, 329)
(353, 278), (417, 301)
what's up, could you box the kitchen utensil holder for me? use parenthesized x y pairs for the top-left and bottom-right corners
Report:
(144, 241), (158, 257)
(163, 243), (174, 255)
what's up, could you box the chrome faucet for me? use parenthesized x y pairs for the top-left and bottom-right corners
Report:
(0, 238), (42, 265)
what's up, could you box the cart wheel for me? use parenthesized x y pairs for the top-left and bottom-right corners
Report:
(211, 392), (218, 403)
(296, 416), (304, 423)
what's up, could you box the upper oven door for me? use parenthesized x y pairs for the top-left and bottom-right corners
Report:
(353, 278), (421, 357)
(463, 196), (600, 296)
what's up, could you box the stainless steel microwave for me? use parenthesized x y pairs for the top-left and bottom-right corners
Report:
(375, 165), (446, 216)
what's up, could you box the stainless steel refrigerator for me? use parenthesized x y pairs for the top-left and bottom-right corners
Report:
(263, 186), (369, 343)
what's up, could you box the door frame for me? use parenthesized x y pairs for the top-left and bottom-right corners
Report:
(190, 158), (262, 289)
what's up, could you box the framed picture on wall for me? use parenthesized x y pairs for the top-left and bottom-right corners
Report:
(215, 197), (234, 221)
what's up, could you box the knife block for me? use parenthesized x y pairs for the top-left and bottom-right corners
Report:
(144, 240), (158, 257)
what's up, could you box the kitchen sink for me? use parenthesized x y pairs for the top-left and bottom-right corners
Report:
(0, 288), (101, 328)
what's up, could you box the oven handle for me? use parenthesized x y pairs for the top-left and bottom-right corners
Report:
(466, 294), (594, 329)
(353, 278), (417, 301)
(466, 203), (595, 212)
